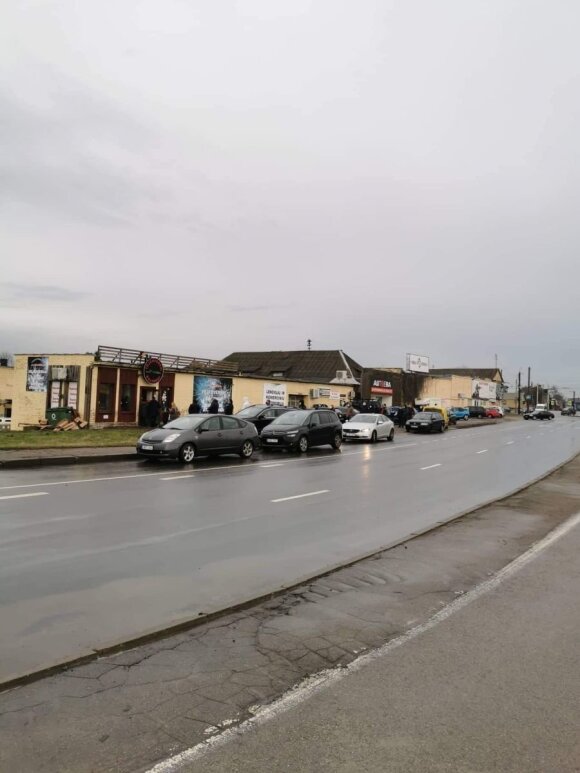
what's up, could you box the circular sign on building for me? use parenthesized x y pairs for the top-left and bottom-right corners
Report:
(142, 357), (164, 384)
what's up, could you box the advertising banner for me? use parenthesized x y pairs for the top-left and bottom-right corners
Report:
(193, 376), (233, 412)
(263, 383), (287, 406)
(406, 353), (430, 374)
(471, 380), (498, 401)
(26, 357), (49, 392)
(370, 378), (393, 395)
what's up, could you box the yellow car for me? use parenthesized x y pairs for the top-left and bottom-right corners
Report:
(421, 406), (450, 428)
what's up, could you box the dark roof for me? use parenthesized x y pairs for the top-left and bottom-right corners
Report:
(223, 350), (363, 383)
(429, 367), (504, 381)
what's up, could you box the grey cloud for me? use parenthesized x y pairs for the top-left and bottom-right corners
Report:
(1, 282), (89, 303)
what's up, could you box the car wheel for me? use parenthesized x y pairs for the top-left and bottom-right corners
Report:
(387, 428), (394, 442)
(371, 431), (377, 443)
(439, 423), (444, 433)
(179, 442), (196, 463)
(297, 435), (309, 453)
(239, 440), (254, 459)
(331, 432), (342, 450)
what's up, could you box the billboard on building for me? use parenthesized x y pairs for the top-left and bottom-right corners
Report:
(193, 376), (233, 412)
(26, 357), (49, 392)
(370, 378), (393, 395)
(471, 380), (498, 401)
(406, 353), (430, 374)
(263, 382), (286, 406)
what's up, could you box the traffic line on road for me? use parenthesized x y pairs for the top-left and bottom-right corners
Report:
(476, 449), (488, 455)
(0, 492), (49, 501)
(161, 476), (195, 481)
(506, 441), (515, 445)
(272, 490), (330, 503)
(261, 463), (285, 468)
(420, 464), (441, 471)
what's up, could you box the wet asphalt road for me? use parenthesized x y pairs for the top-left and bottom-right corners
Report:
(1, 418), (579, 681)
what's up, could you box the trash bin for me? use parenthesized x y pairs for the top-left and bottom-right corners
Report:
(45, 407), (71, 426)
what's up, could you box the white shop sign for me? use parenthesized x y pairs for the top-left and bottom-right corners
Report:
(263, 382), (287, 406)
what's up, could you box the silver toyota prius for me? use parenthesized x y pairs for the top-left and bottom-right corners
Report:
(136, 415), (259, 463)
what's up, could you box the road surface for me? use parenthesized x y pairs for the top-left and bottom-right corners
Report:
(185, 504), (580, 773)
(1, 417), (579, 681)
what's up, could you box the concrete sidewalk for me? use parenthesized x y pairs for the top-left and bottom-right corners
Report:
(0, 446), (135, 468)
(187, 513), (580, 773)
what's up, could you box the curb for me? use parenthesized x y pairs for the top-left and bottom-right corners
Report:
(2, 447), (578, 694)
(0, 452), (136, 469)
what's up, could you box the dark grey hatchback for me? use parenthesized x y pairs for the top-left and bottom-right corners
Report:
(136, 415), (259, 463)
(260, 409), (343, 452)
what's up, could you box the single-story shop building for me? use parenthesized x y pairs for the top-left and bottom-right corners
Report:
(9, 346), (364, 430)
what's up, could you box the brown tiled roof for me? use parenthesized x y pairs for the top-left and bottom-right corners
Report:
(223, 350), (363, 383)
(429, 368), (504, 381)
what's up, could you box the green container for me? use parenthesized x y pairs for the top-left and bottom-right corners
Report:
(45, 407), (72, 426)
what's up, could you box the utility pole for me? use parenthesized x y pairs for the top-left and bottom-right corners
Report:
(494, 353), (498, 370)
(517, 371), (521, 415)
(527, 367), (531, 411)
(307, 339), (312, 351)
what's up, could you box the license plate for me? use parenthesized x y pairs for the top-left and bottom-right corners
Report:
(142, 444), (153, 450)
(266, 438), (278, 443)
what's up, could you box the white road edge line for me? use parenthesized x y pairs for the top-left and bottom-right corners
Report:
(420, 463), (441, 471)
(476, 449), (488, 454)
(260, 463), (285, 468)
(506, 441), (515, 445)
(271, 490), (330, 503)
(0, 492), (49, 501)
(160, 476), (195, 481)
(144, 510), (580, 773)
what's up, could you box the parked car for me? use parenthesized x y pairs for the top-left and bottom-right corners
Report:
(334, 406), (350, 423)
(0, 416), (11, 430)
(468, 405), (487, 418)
(561, 407), (576, 416)
(136, 415), (259, 462)
(485, 407), (503, 419)
(235, 404), (294, 435)
(342, 413), (394, 443)
(388, 406), (402, 421)
(422, 405), (450, 428)
(406, 411), (445, 433)
(260, 409), (342, 452)
(524, 409), (555, 421)
(449, 407), (470, 421)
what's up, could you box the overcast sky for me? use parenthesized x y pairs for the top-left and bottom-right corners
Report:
(1, 1), (579, 390)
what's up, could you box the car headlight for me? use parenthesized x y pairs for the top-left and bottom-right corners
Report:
(285, 431), (298, 436)
(162, 433), (181, 444)
(138, 434), (148, 442)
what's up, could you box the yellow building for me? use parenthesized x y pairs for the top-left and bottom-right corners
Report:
(417, 368), (504, 408)
(0, 361), (14, 421)
(9, 346), (362, 430)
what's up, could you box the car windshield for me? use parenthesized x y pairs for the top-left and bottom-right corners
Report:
(162, 417), (204, 431)
(236, 406), (265, 418)
(415, 412), (434, 420)
(270, 410), (307, 425)
(350, 415), (377, 423)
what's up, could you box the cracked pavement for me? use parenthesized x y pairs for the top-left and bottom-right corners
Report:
(2, 455), (580, 772)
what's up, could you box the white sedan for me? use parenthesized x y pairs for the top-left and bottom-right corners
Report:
(342, 413), (395, 443)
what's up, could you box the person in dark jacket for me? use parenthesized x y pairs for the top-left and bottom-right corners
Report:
(208, 398), (219, 414)
(146, 396), (160, 427)
(224, 399), (234, 415)
(188, 399), (201, 415)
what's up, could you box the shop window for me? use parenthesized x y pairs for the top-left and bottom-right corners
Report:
(49, 380), (79, 409)
(119, 383), (136, 413)
(98, 383), (115, 413)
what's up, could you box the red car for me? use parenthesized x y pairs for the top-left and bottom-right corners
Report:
(485, 407), (502, 419)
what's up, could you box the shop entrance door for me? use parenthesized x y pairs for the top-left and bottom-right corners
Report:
(138, 387), (157, 427)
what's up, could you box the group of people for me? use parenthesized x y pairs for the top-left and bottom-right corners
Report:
(394, 405), (416, 427)
(187, 398), (234, 415)
(138, 397), (181, 428)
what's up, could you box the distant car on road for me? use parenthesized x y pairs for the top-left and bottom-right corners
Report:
(561, 407), (576, 416)
(449, 407), (470, 421)
(342, 413), (394, 443)
(406, 411), (445, 434)
(524, 409), (555, 421)
(136, 415), (259, 463)
(235, 404), (294, 435)
(261, 409), (342, 453)
(468, 406), (487, 419)
(485, 407), (503, 419)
